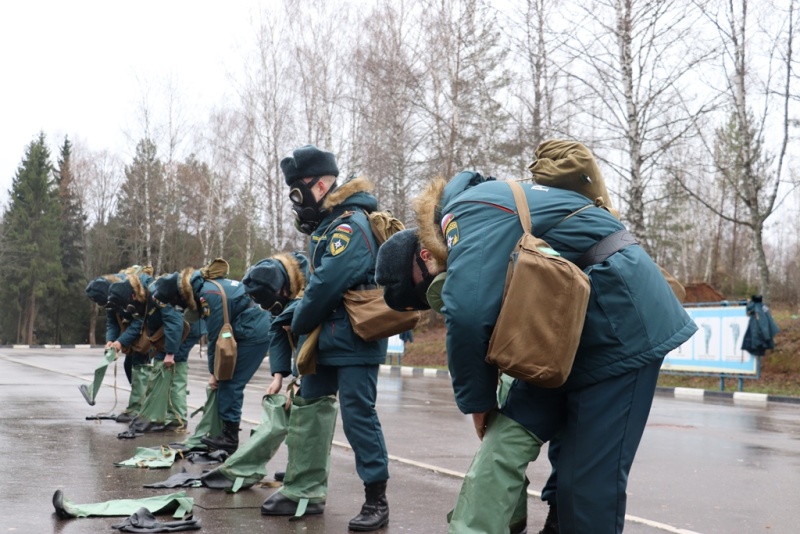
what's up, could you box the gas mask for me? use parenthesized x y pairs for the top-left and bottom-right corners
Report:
(412, 249), (438, 307)
(183, 307), (200, 324)
(425, 272), (447, 314)
(288, 177), (336, 234)
(126, 300), (147, 319)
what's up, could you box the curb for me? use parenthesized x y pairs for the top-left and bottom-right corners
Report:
(655, 386), (800, 405)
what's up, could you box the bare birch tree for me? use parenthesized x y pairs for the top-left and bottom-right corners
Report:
(679, 0), (800, 302)
(560, 0), (716, 254)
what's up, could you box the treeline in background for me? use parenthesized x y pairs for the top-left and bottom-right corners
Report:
(2, 0), (800, 345)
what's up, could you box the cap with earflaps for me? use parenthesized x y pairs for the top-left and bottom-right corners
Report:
(86, 277), (112, 305)
(107, 278), (135, 310)
(242, 260), (288, 309)
(281, 144), (339, 185)
(376, 228), (431, 312)
(152, 272), (183, 307)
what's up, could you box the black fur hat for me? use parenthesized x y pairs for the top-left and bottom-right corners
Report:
(107, 278), (135, 310)
(376, 228), (431, 311)
(85, 277), (112, 305)
(242, 261), (287, 308)
(281, 144), (339, 185)
(152, 272), (183, 307)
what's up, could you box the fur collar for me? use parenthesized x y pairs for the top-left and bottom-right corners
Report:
(179, 267), (197, 310)
(127, 274), (148, 302)
(414, 178), (450, 266)
(274, 253), (306, 298)
(322, 176), (373, 211)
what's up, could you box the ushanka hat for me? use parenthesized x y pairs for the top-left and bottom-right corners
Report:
(280, 144), (339, 185)
(152, 272), (183, 307)
(376, 228), (431, 311)
(85, 277), (113, 305)
(242, 260), (288, 308)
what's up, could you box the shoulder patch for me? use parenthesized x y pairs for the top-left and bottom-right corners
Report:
(444, 216), (459, 250)
(440, 213), (454, 234)
(335, 223), (353, 234)
(329, 231), (351, 256)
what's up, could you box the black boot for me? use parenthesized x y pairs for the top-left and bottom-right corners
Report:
(200, 420), (240, 454)
(273, 470), (285, 482)
(260, 491), (325, 516)
(510, 516), (528, 534)
(537, 501), (558, 534)
(348, 481), (389, 532)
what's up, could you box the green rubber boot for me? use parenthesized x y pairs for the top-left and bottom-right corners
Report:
(130, 361), (173, 432)
(170, 387), (223, 452)
(52, 489), (193, 519)
(201, 394), (290, 491)
(260, 395), (338, 517)
(167, 362), (189, 429)
(117, 363), (151, 422)
(447, 411), (542, 534)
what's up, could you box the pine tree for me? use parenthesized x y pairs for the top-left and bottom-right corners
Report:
(0, 133), (64, 344)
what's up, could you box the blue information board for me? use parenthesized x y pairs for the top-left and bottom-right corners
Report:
(662, 306), (757, 375)
(387, 334), (404, 355)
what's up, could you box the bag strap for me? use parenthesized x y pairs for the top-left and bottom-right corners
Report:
(507, 181), (533, 235)
(508, 181), (595, 238)
(207, 280), (230, 325)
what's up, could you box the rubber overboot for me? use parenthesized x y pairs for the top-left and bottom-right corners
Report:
(168, 362), (189, 427)
(200, 420), (240, 454)
(348, 481), (389, 531)
(130, 361), (179, 433)
(126, 363), (151, 415)
(447, 411), (542, 534)
(261, 395), (338, 517)
(201, 394), (289, 491)
(537, 501), (558, 534)
(169, 387), (223, 452)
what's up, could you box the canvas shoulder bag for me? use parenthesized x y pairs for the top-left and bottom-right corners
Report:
(342, 211), (421, 341)
(342, 287), (421, 342)
(147, 320), (191, 354)
(486, 181), (591, 388)
(208, 280), (238, 381)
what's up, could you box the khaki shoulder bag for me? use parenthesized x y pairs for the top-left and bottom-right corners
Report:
(342, 211), (421, 341)
(208, 280), (238, 380)
(486, 181), (591, 388)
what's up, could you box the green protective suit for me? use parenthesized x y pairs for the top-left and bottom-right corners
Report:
(170, 387), (223, 452)
(201, 394), (290, 492)
(79, 348), (118, 405)
(52, 489), (193, 519)
(115, 446), (178, 469)
(133, 361), (185, 430)
(276, 395), (338, 510)
(447, 411), (541, 534)
(126, 363), (152, 415)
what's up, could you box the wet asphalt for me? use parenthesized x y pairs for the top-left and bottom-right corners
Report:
(1, 347), (799, 534)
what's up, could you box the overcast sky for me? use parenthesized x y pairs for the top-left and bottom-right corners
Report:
(0, 0), (264, 207)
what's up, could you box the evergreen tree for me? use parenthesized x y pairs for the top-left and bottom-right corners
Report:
(0, 133), (64, 344)
(53, 137), (89, 343)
